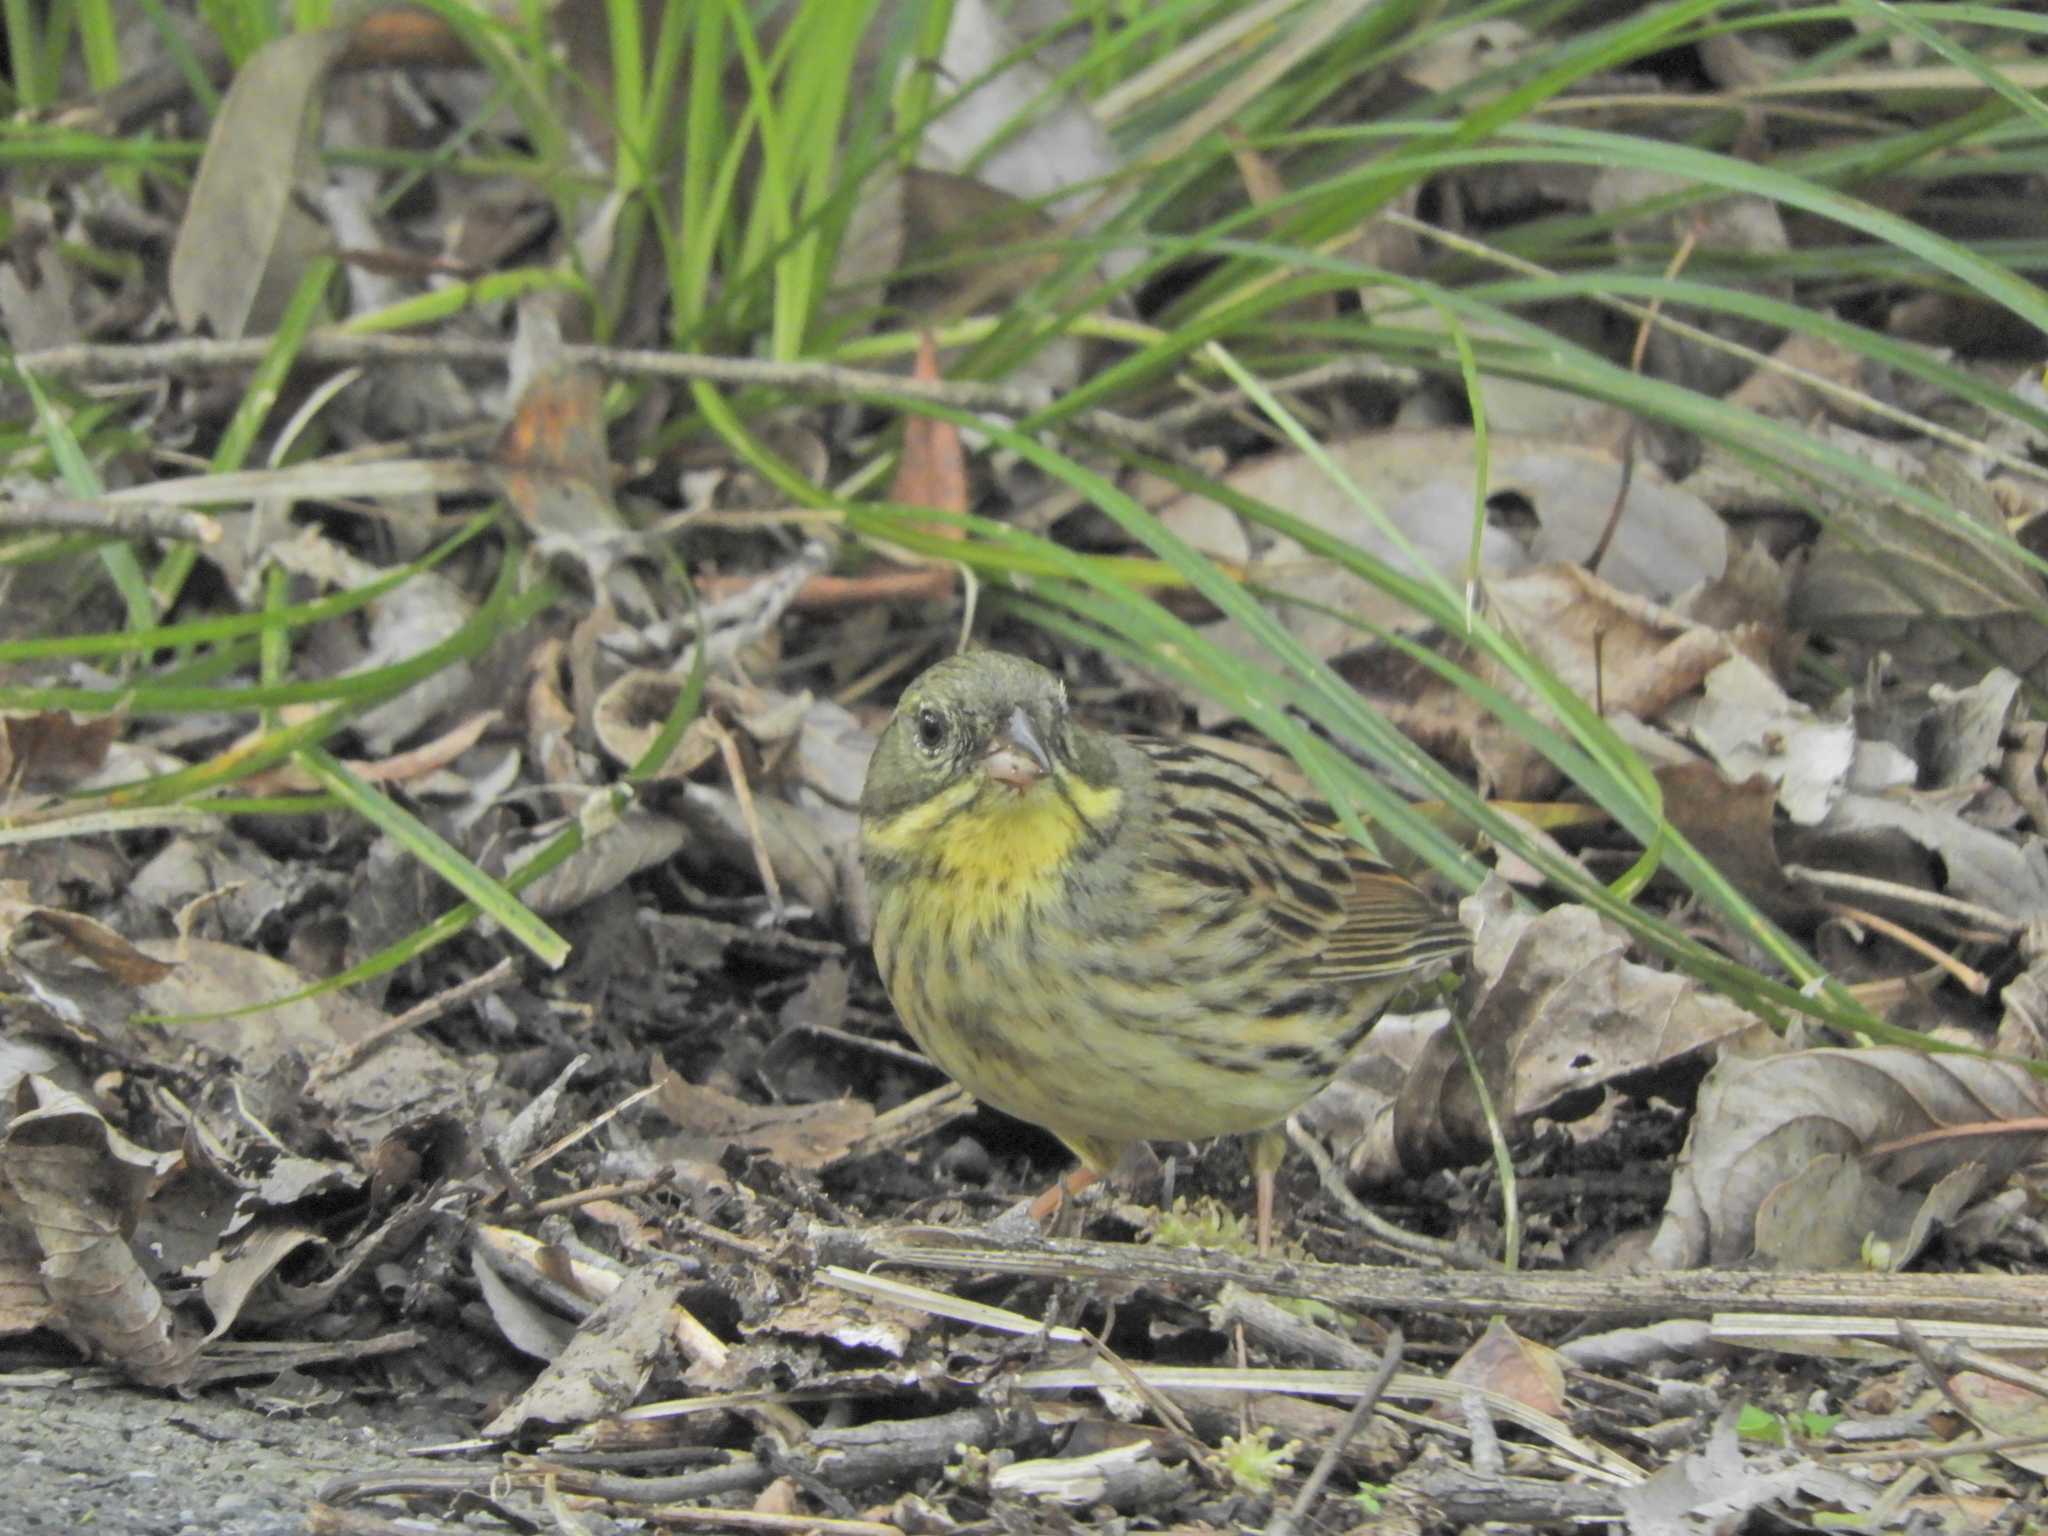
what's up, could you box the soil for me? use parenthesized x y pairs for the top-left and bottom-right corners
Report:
(0, 1383), (471, 1535)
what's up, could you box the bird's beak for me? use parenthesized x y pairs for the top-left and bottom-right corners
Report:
(982, 707), (1053, 792)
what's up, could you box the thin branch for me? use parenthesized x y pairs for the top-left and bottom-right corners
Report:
(12, 334), (1180, 457)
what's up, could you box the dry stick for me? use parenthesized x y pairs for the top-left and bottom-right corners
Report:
(1782, 866), (2021, 935)
(1217, 1285), (1379, 1370)
(814, 1223), (2048, 1326)
(637, 1509), (901, 1536)
(1410, 1466), (1624, 1526)
(1285, 1119), (1487, 1270)
(665, 1210), (778, 1261)
(1149, 357), (1422, 435)
(12, 335), (1179, 457)
(704, 716), (785, 919)
(699, 564), (956, 611)
(514, 1082), (662, 1177)
(833, 647), (932, 711)
(181, 1329), (430, 1388)
(512, 1172), (678, 1219)
(1822, 900), (1992, 995)
(1264, 1329), (1403, 1536)
(1586, 227), (1696, 577)
(1080, 1326), (1216, 1480)
(1903, 1324), (2048, 1405)
(0, 496), (223, 544)
(1875, 1365), (1977, 1521)
(526, 1405), (1045, 1506)
(832, 1083), (976, 1166)
(310, 957), (517, 1084)
(1831, 1429), (2048, 1467)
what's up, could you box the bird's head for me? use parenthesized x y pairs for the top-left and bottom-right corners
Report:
(860, 651), (1097, 827)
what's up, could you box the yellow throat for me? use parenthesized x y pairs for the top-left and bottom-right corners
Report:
(868, 770), (1123, 907)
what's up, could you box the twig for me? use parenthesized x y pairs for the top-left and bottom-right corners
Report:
(181, 1329), (430, 1388)
(812, 1221), (2048, 1326)
(310, 958), (517, 1084)
(1588, 227), (1695, 576)
(1898, 1323), (2048, 1406)
(1830, 1430), (2048, 1467)
(510, 1173), (677, 1219)
(831, 1083), (975, 1165)
(1150, 357), (1422, 435)
(1079, 1326), (1218, 1483)
(637, 1508), (901, 1536)
(13, 334), (1180, 457)
(1783, 865), (2020, 935)
(1285, 1119), (1486, 1270)
(515, 1406), (1045, 1505)
(1265, 1329), (1402, 1536)
(705, 716), (785, 919)
(1215, 1285), (1379, 1370)
(0, 495), (222, 544)
(697, 564), (957, 611)
(1896, 1321), (1986, 1427)
(1823, 901), (1991, 994)
(514, 1083), (662, 1177)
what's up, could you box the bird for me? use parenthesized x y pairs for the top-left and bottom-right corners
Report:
(858, 650), (1469, 1251)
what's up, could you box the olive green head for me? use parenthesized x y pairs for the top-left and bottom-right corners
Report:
(860, 652), (1116, 824)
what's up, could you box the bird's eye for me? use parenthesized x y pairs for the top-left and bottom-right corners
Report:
(913, 706), (948, 754)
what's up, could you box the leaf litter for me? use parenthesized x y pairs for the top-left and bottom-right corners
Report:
(7, 5), (2048, 1534)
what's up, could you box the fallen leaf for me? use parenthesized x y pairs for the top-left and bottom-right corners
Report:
(1650, 1048), (2048, 1268)
(650, 1065), (873, 1170)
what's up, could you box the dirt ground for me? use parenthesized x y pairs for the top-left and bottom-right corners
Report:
(1, 1382), (474, 1535)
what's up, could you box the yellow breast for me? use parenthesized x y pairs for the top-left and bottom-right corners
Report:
(865, 770), (1121, 924)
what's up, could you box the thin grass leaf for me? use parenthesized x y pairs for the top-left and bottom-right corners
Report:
(299, 744), (571, 968)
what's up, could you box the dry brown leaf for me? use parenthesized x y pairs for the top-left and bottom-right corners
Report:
(1614, 1408), (1875, 1530)
(1653, 763), (1816, 923)
(836, 165), (1062, 325)
(1359, 563), (1756, 798)
(1678, 653), (1855, 825)
(1793, 444), (2048, 664)
(1799, 786), (2048, 921)
(1762, 1154), (1987, 1271)
(592, 669), (721, 780)
(257, 527), (478, 759)
(494, 359), (656, 619)
(889, 332), (970, 521)
(169, 20), (355, 337)
(1439, 1319), (1566, 1419)
(509, 804), (689, 917)
(1949, 1372), (2048, 1476)
(0, 1217), (50, 1338)
(0, 711), (122, 793)
(129, 938), (476, 1159)
(0, 882), (177, 1042)
(1650, 1048), (2048, 1268)
(649, 1065), (873, 1170)
(1313, 882), (1762, 1183)
(0, 1074), (194, 1384)
(744, 1286), (927, 1358)
(197, 1223), (325, 1342)
(1401, 20), (1532, 92)
(483, 1265), (684, 1439)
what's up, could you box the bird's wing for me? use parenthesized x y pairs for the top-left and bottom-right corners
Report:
(1135, 737), (1467, 986)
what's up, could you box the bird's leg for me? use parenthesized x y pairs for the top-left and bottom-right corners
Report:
(1028, 1136), (1139, 1232)
(1026, 1163), (1101, 1227)
(1237, 1128), (1293, 1417)
(1249, 1128), (1288, 1256)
